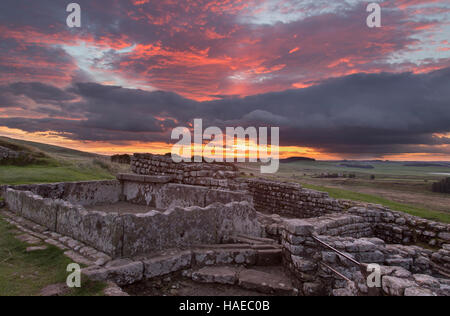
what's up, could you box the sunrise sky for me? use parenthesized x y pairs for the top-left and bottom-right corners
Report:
(0, 0), (449, 160)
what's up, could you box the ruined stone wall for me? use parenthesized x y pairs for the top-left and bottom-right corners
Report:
(118, 173), (251, 209)
(3, 187), (262, 258)
(281, 216), (450, 296)
(246, 179), (345, 218)
(348, 207), (450, 248)
(121, 201), (262, 257)
(0, 146), (20, 161)
(130, 154), (247, 191)
(8, 180), (122, 206)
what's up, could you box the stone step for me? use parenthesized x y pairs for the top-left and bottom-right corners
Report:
(232, 235), (278, 245)
(256, 249), (282, 266)
(192, 266), (238, 285)
(194, 244), (282, 266)
(191, 266), (297, 296)
(238, 269), (296, 295)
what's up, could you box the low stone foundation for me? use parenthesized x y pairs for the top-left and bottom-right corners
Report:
(2, 177), (262, 258)
(118, 174), (251, 209)
(349, 206), (450, 247)
(246, 178), (345, 218)
(281, 212), (450, 296)
(131, 153), (246, 191)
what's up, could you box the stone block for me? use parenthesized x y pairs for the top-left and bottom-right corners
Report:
(283, 219), (314, 236)
(382, 276), (415, 296)
(192, 266), (237, 285)
(83, 259), (144, 286)
(143, 251), (192, 279)
(56, 202), (123, 257)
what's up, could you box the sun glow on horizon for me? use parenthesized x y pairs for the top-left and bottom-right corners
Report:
(1, 127), (449, 162)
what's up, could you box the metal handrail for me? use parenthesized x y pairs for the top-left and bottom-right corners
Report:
(320, 262), (352, 282)
(311, 235), (367, 284)
(311, 235), (363, 267)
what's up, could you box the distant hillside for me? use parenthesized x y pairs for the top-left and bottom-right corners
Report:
(404, 162), (450, 168)
(339, 163), (375, 169)
(0, 136), (102, 161)
(280, 157), (316, 163)
(0, 136), (130, 185)
(0, 137), (51, 166)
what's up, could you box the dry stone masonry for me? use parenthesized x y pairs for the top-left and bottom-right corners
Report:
(247, 178), (344, 218)
(131, 153), (247, 191)
(0, 145), (20, 161)
(1, 153), (449, 296)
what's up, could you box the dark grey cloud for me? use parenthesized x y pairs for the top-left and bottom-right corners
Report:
(0, 67), (450, 157)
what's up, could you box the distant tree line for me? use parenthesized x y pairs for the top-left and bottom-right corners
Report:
(432, 178), (450, 194)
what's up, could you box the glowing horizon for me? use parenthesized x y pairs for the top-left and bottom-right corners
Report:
(1, 1), (449, 161)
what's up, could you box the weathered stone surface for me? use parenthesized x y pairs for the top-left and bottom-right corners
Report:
(56, 202), (123, 257)
(216, 201), (262, 241)
(20, 193), (57, 231)
(247, 178), (344, 218)
(404, 287), (437, 296)
(332, 284), (358, 297)
(438, 232), (450, 241)
(382, 276), (415, 296)
(385, 258), (413, 271)
(4, 188), (23, 215)
(345, 240), (377, 252)
(355, 250), (385, 263)
(103, 281), (129, 296)
(380, 266), (412, 279)
(122, 202), (261, 257)
(83, 259), (144, 286)
(303, 282), (325, 296)
(117, 173), (172, 184)
(64, 250), (94, 266)
(16, 233), (41, 245)
(62, 181), (122, 206)
(291, 256), (317, 272)
(413, 274), (440, 289)
(192, 266), (237, 285)
(283, 219), (314, 236)
(40, 283), (70, 296)
(143, 251), (192, 279)
(238, 269), (294, 295)
(26, 245), (48, 252)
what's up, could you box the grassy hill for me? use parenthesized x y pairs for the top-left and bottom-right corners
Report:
(0, 137), (129, 185)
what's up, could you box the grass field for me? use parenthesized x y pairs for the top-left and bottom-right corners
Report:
(0, 136), (129, 185)
(301, 183), (450, 223)
(0, 216), (106, 296)
(239, 159), (450, 223)
(0, 137), (120, 295)
(0, 165), (115, 185)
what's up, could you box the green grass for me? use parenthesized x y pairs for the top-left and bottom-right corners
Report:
(0, 136), (123, 185)
(0, 216), (106, 296)
(302, 183), (450, 223)
(0, 164), (115, 185)
(273, 160), (450, 179)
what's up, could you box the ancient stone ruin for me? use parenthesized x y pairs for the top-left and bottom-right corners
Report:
(1, 153), (449, 296)
(0, 145), (22, 164)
